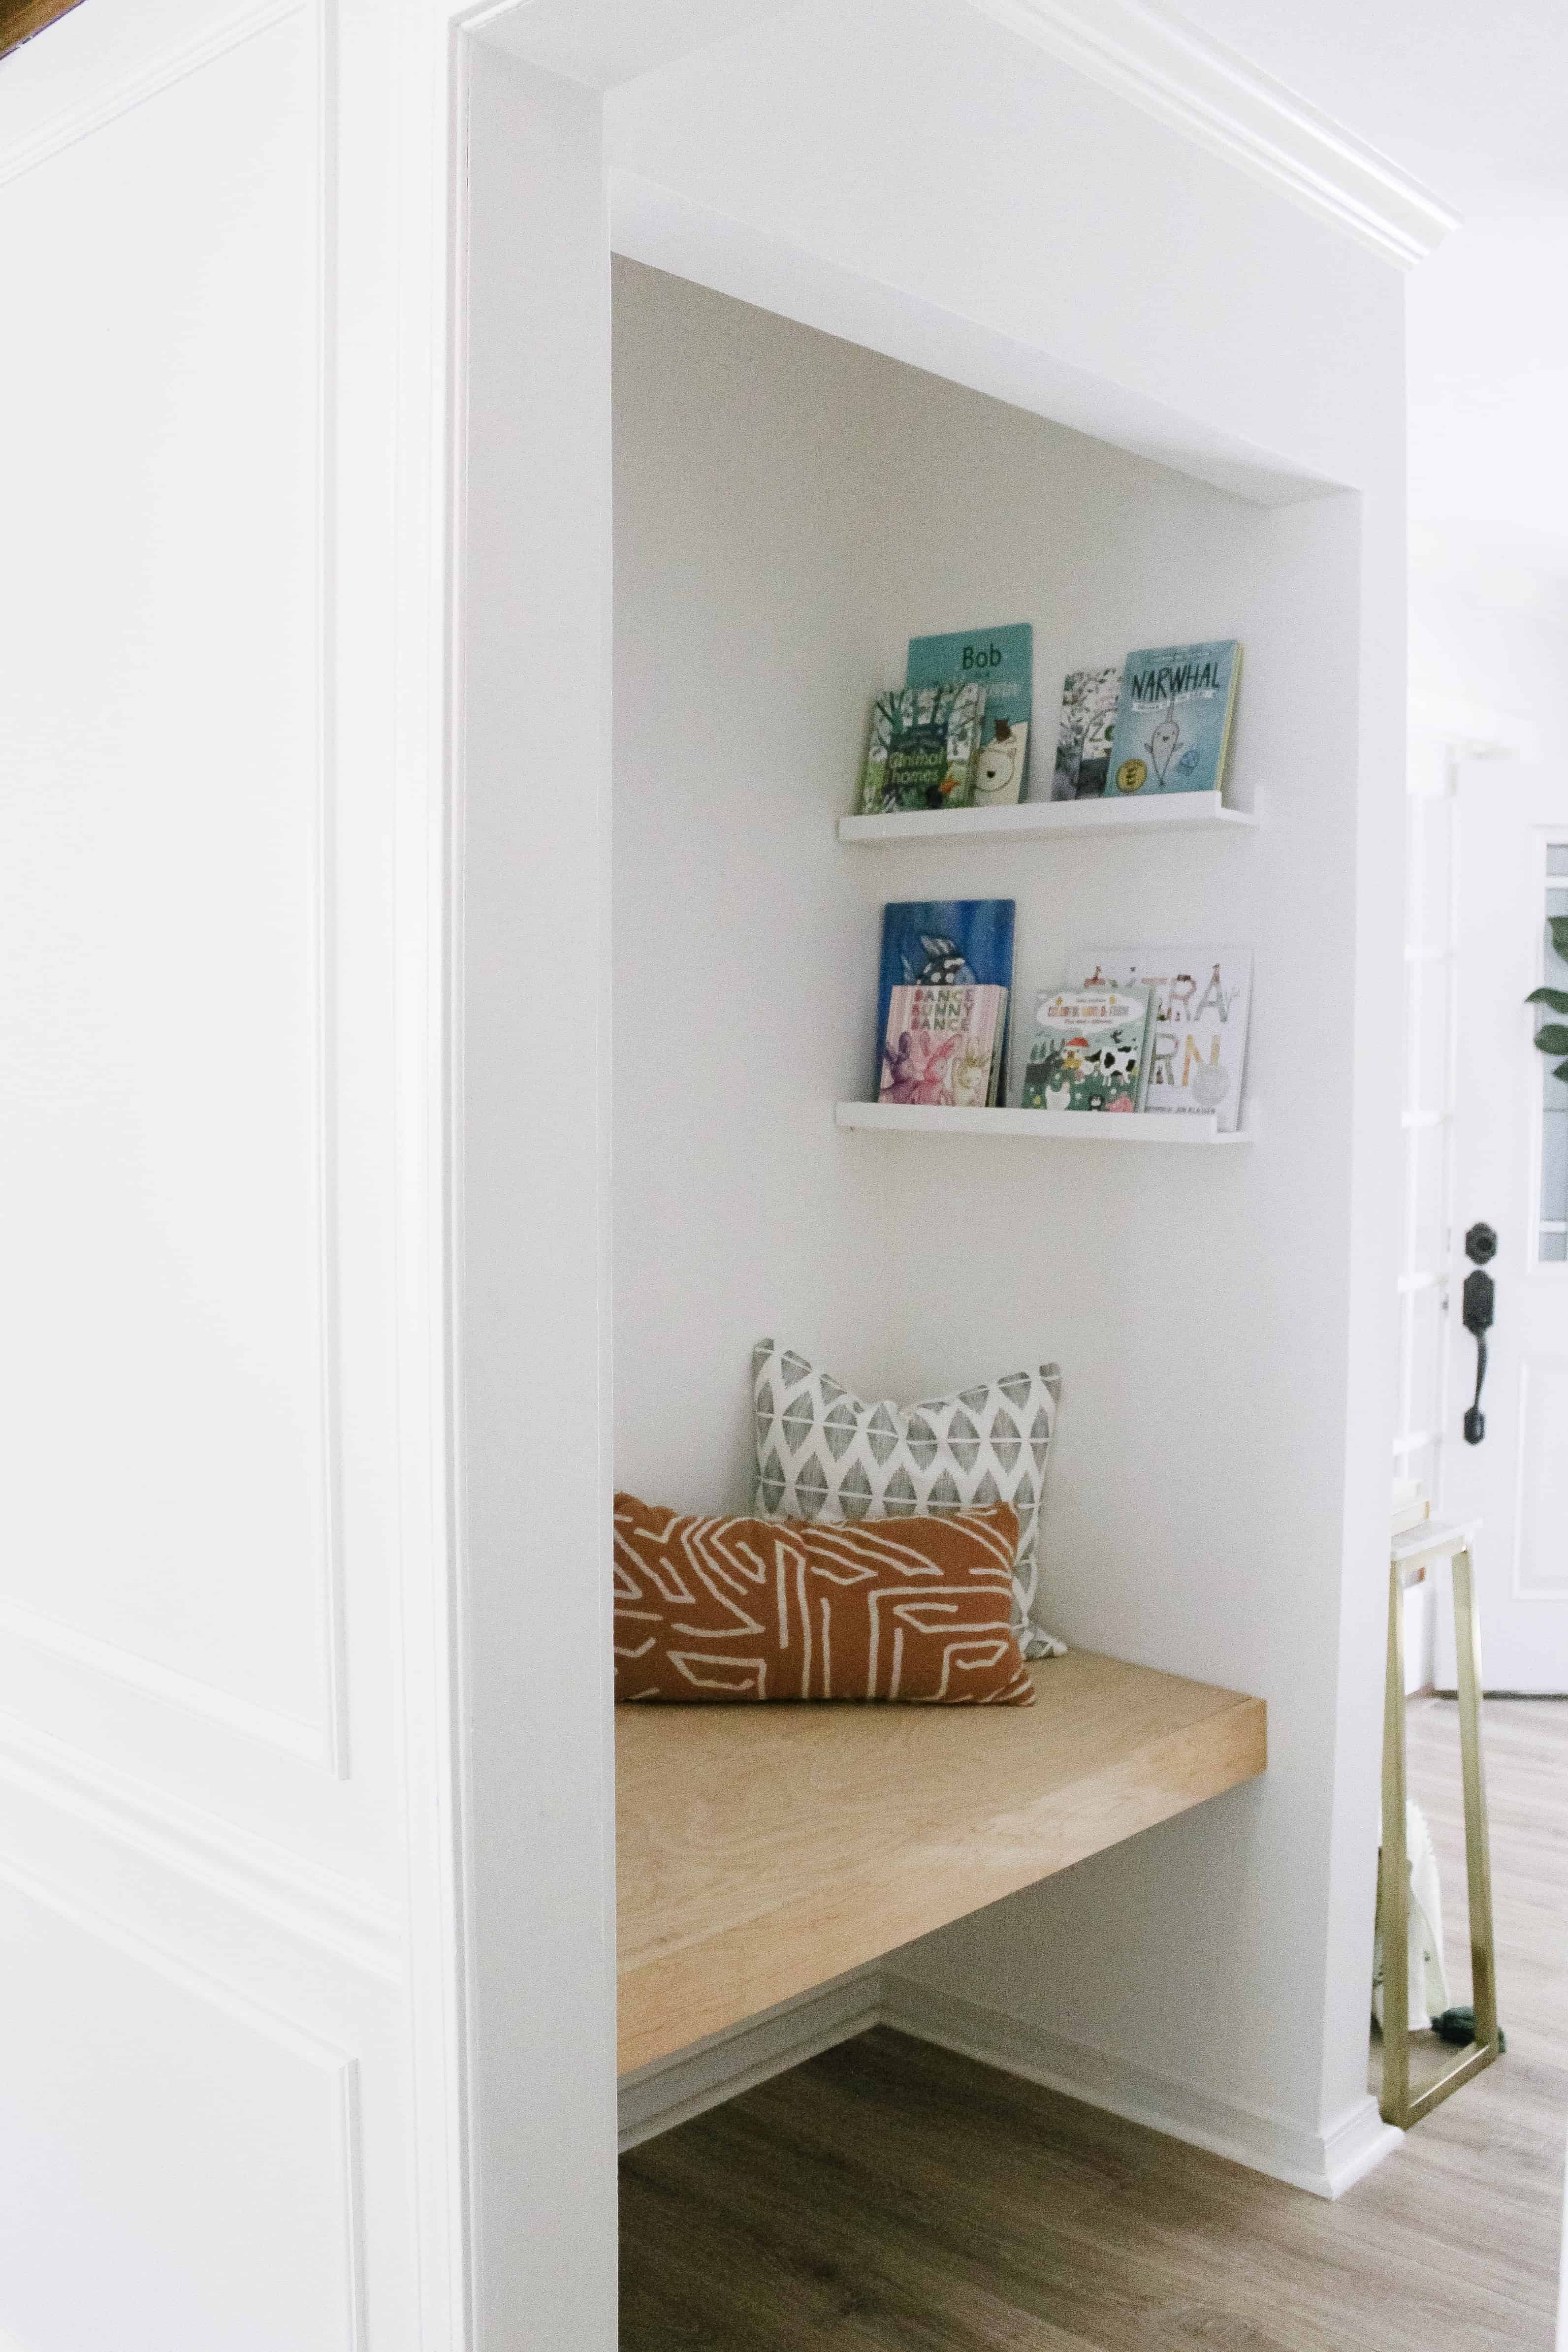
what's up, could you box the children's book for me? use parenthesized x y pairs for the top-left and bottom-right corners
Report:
(876, 901), (1016, 1097)
(857, 682), (986, 814)
(1069, 945), (1251, 1132)
(907, 625), (1031, 803)
(1103, 641), (1241, 798)
(880, 984), (1008, 1108)
(1020, 985), (1155, 1113)
(1051, 666), (1121, 801)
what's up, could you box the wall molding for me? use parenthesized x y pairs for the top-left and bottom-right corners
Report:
(0, 1708), (401, 1982)
(0, 1847), (369, 2352)
(623, 1967), (1406, 2198)
(623, 1967), (1404, 2199)
(619, 1968), (882, 2151)
(0, 0), (304, 190)
(0, 0), (351, 1780)
(965, 0), (1458, 269)
(0, 1594), (329, 1764)
(879, 1976), (1402, 2200)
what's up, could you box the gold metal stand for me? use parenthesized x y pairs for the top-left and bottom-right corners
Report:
(1379, 1518), (1501, 2129)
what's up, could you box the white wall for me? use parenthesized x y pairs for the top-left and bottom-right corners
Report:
(613, 255), (1404, 2187)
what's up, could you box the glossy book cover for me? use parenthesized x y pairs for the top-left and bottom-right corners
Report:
(1020, 986), (1154, 1112)
(857, 682), (986, 814)
(1071, 945), (1251, 1131)
(1104, 641), (1240, 797)
(907, 623), (1032, 804)
(875, 900), (1016, 1096)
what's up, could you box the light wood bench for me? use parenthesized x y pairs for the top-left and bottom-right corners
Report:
(616, 1650), (1266, 2074)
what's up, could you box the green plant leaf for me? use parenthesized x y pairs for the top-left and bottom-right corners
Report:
(1550, 915), (1568, 961)
(1535, 1024), (1568, 1055)
(1555, 1061), (1568, 1084)
(1527, 988), (1568, 1014)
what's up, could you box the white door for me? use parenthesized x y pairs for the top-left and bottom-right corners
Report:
(1441, 761), (1568, 1692)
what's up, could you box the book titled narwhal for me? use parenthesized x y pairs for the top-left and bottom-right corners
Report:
(1104, 640), (1240, 798)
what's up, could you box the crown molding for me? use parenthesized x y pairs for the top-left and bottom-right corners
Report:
(966, 0), (1459, 269)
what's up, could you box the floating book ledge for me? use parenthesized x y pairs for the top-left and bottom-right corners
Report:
(837, 791), (1257, 844)
(836, 1103), (1253, 1144)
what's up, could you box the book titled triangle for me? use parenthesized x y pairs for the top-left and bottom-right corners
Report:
(1104, 641), (1240, 798)
(1020, 986), (1155, 1113)
(880, 984), (1009, 1108)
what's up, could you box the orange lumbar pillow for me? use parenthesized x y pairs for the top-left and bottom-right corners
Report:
(612, 1492), (1033, 1705)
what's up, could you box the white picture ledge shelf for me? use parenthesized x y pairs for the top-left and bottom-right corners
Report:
(837, 791), (1257, 844)
(836, 1103), (1252, 1144)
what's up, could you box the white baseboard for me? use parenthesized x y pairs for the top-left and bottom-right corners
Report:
(618, 1967), (882, 2151)
(879, 1975), (1403, 2201)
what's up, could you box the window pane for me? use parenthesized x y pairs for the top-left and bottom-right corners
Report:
(1548, 845), (1568, 877)
(1540, 1230), (1568, 1263)
(1544, 1111), (1568, 1227)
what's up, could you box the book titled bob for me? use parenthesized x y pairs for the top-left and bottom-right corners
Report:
(1104, 641), (1240, 798)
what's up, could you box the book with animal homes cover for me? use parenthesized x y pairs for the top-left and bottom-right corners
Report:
(1020, 985), (1155, 1113)
(880, 984), (1008, 1108)
(1103, 641), (1241, 798)
(857, 681), (987, 814)
(875, 900), (1016, 1097)
(906, 624), (1032, 805)
(1051, 666), (1121, 801)
(1070, 945), (1251, 1131)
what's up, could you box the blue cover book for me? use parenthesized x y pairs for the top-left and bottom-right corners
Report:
(1104, 640), (1241, 797)
(875, 900), (1015, 1095)
(907, 624), (1033, 802)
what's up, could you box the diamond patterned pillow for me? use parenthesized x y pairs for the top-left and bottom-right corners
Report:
(752, 1339), (1064, 1659)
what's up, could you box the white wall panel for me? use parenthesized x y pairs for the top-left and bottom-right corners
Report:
(0, 1873), (362, 2352)
(0, 11), (336, 1757)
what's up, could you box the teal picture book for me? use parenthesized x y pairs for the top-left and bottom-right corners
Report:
(1104, 641), (1240, 798)
(1020, 985), (1155, 1112)
(907, 624), (1032, 805)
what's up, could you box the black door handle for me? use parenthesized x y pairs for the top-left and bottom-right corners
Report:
(1462, 1222), (1497, 1445)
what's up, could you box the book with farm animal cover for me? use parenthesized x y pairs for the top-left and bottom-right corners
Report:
(1020, 985), (1155, 1113)
(875, 900), (1016, 1097)
(879, 984), (1009, 1109)
(857, 681), (987, 814)
(907, 624), (1032, 804)
(1051, 666), (1121, 801)
(1070, 945), (1252, 1132)
(1103, 641), (1241, 798)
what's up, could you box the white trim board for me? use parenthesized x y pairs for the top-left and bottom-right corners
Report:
(619, 1968), (883, 2151)
(620, 1969), (1403, 2200)
(965, 0), (1457, 269)
(879, 1976), (1402, 2201)
(486, 0), (1455, 272)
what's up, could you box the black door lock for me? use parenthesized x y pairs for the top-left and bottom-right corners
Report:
(1462, 1222), (1497, 1445)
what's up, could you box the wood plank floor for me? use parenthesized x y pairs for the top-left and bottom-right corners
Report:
(620, 1697), (1567, 2350)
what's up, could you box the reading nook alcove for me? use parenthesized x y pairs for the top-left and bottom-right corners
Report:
(608, 247), (1330, 2147)
(453, 6), (1416, 2326)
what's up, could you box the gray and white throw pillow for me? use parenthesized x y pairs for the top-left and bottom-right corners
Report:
(751, 1339), (1065, 1659)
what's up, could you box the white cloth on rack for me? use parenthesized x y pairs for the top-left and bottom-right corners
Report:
(1373, 1799), (1450, 2032)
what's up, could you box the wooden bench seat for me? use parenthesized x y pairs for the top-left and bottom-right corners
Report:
(616, 1650), (1266, 2074)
